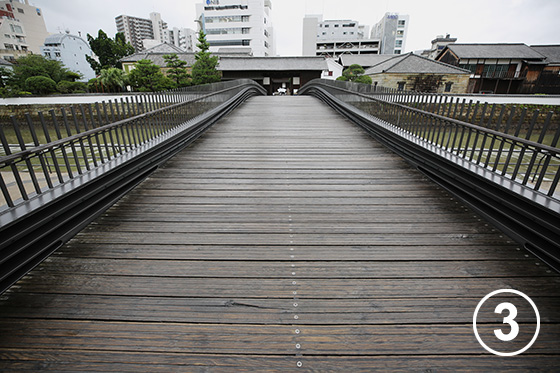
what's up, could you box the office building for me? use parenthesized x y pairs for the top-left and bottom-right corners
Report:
(196, 0), (275, 57)
(371, 12), (409, 55)
(303, 15), (380, 58)
(0, 0), (49, 61)
(41, 31), (96, 81)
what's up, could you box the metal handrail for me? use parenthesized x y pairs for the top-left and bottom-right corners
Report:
(301, 79), (560, 199)
(0, 83), (254, 166)
(0, 80), (265, 211)
(300, 78), (560, 271)
(0, 79), (266, 294)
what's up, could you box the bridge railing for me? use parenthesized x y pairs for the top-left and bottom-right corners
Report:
(300, 78), (560, 270)
(0, 79), (266, 294)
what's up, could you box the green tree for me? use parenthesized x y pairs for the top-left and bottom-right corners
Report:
(336, 64), (372, 84)
(191, 30), (221, 86)
(11, 54), (78, 89)
(128, 59), (175, 92)
(163, 54), (191, 87)
(99, 67), (127, 92)
(86, 30), (134, 74)
(25, 76), (57, 94)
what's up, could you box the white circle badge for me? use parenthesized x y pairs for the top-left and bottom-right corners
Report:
(473, 289), (540, 356)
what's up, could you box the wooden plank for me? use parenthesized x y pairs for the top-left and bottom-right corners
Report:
(58, 243), (527, 261)
(2, 295), (559, 324)
(35, 258), (555, 279)
(11, 274), (560, 298)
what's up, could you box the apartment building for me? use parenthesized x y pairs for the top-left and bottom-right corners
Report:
(303, 15), (380, 58)
(115, 14), (154, 52)
(195, 0), (275, 57)
(0, 0), (49, 61)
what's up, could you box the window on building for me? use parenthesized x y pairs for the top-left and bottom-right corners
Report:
(398, 20), (406, 27)
(397, 81), (405, 91)
(395, 40), (402, 48)
(334, 24), (339, 27)
(459, 64), (477, 74)
(55, 52), (61, 57)
(394, 50), (401, 54)
(4, 34), (10, 39)
(397, 30), (404, 37)
(445, 82), (453, 92)
(205, 15), (250, 23)
(483, 64), (509, 78)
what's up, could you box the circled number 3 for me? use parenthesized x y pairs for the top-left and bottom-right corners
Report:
(494, 302), (519, 342)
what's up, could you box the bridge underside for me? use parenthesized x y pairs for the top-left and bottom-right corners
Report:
(0, 96), (559, 370)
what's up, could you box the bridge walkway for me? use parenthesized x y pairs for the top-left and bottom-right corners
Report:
(0, 96), (559, 371)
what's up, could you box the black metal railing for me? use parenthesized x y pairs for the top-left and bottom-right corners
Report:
(303, 79), (560, 198)
(300, 79), (560, 269)
(0, 80), (264, 211)
(0, 79), (266, 294)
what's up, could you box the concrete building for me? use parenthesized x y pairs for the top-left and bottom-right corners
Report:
(0, 0), (49, 61)
(41, 31), (96, 81)
(196, 0), (275, 57)
(371, 12), (409, 55)
(302, 15), (380, 58)
(365, 52), (471, 93)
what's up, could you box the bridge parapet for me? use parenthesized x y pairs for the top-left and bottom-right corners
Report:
(0, 79), (265, 294)
(300, 79), (560, 270)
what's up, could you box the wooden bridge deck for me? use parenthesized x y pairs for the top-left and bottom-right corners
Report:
(1, 96), (559, 371)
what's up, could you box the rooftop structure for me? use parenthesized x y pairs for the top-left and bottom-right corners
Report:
(303, 15), (380, 58)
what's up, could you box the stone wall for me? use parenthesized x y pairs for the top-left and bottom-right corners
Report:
(368, 73), (470, 93)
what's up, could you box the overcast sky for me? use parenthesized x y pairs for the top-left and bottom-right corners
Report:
(30, 0), (560, 55)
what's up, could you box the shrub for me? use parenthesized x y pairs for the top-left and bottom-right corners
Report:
(25, 76), (57, 95)
(57, 80), (87, 94)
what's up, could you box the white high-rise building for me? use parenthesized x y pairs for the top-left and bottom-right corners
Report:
(150, 12), (169, 45)
(169, 27), (198, 52)
(196, 0), (275, 57)
(371, 12), (409, 55)
(302, 15), (380, 58)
